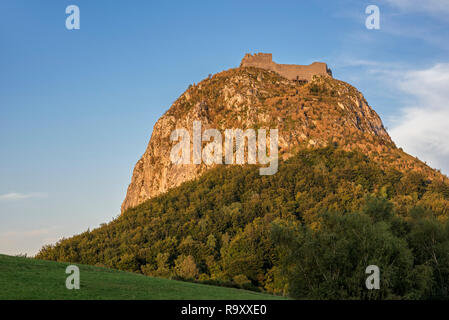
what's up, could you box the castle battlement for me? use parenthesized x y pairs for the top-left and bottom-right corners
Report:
(240, 53), (332, 82)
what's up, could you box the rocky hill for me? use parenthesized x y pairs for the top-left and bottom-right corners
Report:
(122, 64), (445, 213)
(37, 147), (449, 298)
(37, 56), (449, 299)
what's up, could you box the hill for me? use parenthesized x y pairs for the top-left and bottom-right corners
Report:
(121, 63), (447, 212)
(37, 148), (449, 299)
(0, 254), (285, 300)
(35, 56), (449, 299)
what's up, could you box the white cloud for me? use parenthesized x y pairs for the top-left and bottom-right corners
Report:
(335, 58), (408, 70)
(384, 0), (449, 16)
(0, 192), (47, 201)
(389, 63), (449, 175)
(0, 226), (61, 256)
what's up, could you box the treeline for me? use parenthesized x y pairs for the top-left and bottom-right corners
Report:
(37, 147), (449, 299)
(273, 199), (449, 299)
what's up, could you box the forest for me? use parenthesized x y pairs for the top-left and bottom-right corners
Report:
(37, 147), (449, 299)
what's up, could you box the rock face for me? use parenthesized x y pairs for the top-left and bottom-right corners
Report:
(121, 59), (441, 213)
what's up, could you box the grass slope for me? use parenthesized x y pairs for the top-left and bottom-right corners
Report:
(0, 255), (285, 300)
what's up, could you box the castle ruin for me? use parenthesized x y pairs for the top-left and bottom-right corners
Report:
(240, 53), (332, 82)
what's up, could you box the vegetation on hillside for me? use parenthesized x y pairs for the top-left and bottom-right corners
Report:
(37, 147), (449, 299)
(273, 203), (449, 299)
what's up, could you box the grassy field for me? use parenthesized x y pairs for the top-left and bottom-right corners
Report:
(0, 254), (286, 300)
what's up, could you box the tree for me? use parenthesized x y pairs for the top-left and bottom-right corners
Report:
(272, 211), (426, 299)
(175, 255), (199, 280)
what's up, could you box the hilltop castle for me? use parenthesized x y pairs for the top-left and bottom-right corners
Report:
(240, 53), (332, 82)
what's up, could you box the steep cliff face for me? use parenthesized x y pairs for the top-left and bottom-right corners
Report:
(121, 67), (442, 213)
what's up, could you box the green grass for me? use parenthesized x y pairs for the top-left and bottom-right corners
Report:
(0, 255), (286, 300)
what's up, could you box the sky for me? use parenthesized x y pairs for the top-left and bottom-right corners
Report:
(1, 0), (449, 256)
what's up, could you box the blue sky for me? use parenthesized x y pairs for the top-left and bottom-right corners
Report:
(1, 0), (449, 255)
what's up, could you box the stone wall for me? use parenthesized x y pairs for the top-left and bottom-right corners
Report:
(240, 53), (332, 81)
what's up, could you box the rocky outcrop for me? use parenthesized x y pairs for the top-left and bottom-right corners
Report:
(121, 65), (441, 213)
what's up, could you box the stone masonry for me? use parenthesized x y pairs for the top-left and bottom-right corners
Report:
(240, 53), (332, 81)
